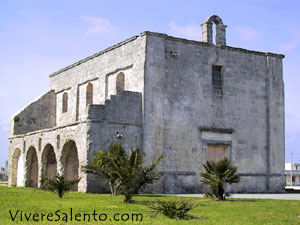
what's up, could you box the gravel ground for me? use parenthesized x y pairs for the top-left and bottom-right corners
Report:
(175, 193), (300, 200)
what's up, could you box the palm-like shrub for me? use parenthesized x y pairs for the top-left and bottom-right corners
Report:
(40, 175), (51, 190)
(42, 175), (80, 198)
(114, 148), (162, 203)
(200, 157), (240, 201)
(82, 143), (162, 203)
(149, 200), (197, 220)
(82, 144), (126, 195)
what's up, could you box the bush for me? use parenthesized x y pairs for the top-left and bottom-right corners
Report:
(148, 200), (197, 220)
(41, 175), (80, 198)
(81, 144), (125, 195)
(200, 157), (240, 201)
(82, 143), (163, 203)
(114, 148), (162, 203)
(40, 175), (51, 190)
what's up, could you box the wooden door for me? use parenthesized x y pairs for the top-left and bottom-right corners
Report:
(207, 145), (226, 162)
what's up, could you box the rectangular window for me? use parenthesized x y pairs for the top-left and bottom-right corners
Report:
(292, 177), (295, 182)
(207, 145), (226, 162)
(62, 92), (68, 113)
(212, 65), (222, 87)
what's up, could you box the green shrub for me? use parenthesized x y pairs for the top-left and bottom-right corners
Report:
(200, 157), (240, 201)
(41, 175), (80, 198)
(82, 143), (162, 203)
(81, 144), (125, 195)
(148, 200), (197, 220)
(40, 175), (51, 190)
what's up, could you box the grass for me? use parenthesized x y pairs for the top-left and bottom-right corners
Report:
(0, 181), (8, 186)
(1, 186), (300, 224)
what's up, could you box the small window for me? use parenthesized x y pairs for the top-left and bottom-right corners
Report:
(23, 141), (26, 153)
(296, 165), (300, 171)
(207, 145), (226, 162)
(212, 65), (222, 87)
(62, 92), (68, 113)
(86, 83), (93, 106)
(292, 177), (295, 182)
(38, 138), (42, 152)
(116, 72), (125, 91)
(57, 135), (60, 149)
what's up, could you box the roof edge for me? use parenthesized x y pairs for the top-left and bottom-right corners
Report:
(141, 31), (285, 59)
(49, 30), (284, 78)
(49, 35), (140, 78)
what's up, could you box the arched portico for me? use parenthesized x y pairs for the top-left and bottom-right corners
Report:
(25, 146), (38, 188)
(61, 140), (79, 191)
(42, 144), (57, 179)
(11, 148), (24, 186)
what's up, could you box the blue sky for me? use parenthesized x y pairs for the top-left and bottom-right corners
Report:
(1, 0), (300, 167)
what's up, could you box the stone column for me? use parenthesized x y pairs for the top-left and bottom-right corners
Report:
(201, 22), (213, 44)
(216, 24), (227, 46)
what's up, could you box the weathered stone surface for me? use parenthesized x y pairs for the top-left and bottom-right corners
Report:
(11, 90), (56, 135)
(142, 31), (284, 193)
(8, 15), (285, 193)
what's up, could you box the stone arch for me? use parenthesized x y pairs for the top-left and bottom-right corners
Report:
(25, 146), (38, 188)
(86, 82), (93, 106)
(62, 92), (68, 113)
(206, 15), (224, 25)
(41, 144), (57, 179)
(201, 15), (227, 46)
(116, 72), (125, 91)
(61, 140), (79, 191)
(11, 148), (24, 186)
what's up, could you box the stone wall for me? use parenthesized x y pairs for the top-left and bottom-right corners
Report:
(86, 91), (143, 192)
(10, 90), (56, 135)
(49, 35), (146, 127)
(143, 32), (285, 193)
(8, 91), (143, 193)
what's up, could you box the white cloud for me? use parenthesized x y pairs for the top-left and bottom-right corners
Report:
(82, 16), (117, 36)
(168, 22), (202, 41)
(278, 31), (300, 53)
(233, 27), (262, 46)
(0, 118), (9, 131)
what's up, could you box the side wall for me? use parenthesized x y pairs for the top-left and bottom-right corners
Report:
(8, 35), (146, 193)
(49, 35), (146, 127)
(144, 33), (285, 193)
(86, 91), (143, 192)
(267, 56), (285, 191)
(10, 90), (56, 135)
